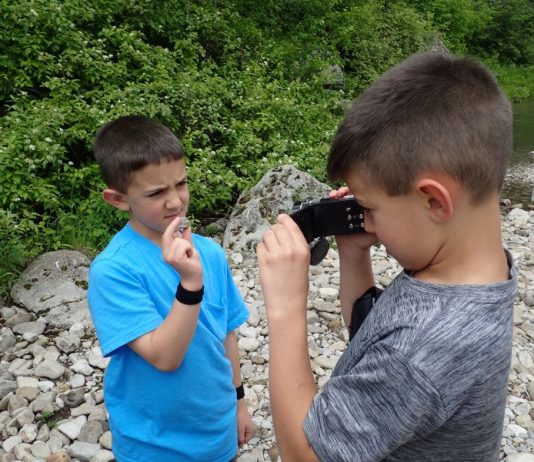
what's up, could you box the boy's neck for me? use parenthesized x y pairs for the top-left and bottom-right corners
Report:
(414, 196), (509, 285)
(129, 219), (164, 247)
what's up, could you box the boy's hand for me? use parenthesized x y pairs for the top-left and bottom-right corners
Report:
(328, 185), (351, 200)
(257, 214), (310, 318)
(162, 216), (203, 289)
(328, 187), (378, 256)
(237, 399), (253, 447)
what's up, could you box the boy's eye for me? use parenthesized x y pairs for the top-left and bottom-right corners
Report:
(147, 190), (162, 197)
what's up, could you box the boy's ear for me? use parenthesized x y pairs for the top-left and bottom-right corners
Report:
(102, 189), (130, 212)
(415, 178), (454, 222)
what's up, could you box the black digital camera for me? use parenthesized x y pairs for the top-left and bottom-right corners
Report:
(290, 196), (366, 265)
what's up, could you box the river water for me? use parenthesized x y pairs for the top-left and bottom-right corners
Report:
(502, 100), (534, 206)
(512, 100), (534, 165)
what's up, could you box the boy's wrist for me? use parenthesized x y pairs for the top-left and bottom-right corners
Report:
(179, 277), (203, 292)
(338, 246), (371, 265)
(175, 282), (204, 305)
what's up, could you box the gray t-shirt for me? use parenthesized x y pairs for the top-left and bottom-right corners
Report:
(304, 251), (517, 462)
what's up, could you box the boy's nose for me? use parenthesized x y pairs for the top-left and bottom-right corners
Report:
(166, 191), (183, 209)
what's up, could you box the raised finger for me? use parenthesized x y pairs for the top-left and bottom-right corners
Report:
(164, 235), (193, 261)
(269, 221), (295, 247)
(162, 215), (183, 247)
(328, 186), (351, 199)
(260, 228), (280, 252)
(278, 214), (308, 246)
(179, 223), (193, 245)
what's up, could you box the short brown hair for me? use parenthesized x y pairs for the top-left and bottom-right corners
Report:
(327, 52), (512, 203)
(93, 115), (185, 192)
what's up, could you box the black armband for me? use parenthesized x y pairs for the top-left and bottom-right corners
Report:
(349, 286), (383, 340)
(175, 283), (204, 305)
(236, 384), (245, 400)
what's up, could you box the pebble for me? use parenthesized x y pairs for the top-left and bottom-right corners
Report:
(0, 207), (532, 461)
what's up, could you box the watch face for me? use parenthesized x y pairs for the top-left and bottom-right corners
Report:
(310, 237), (329, 265)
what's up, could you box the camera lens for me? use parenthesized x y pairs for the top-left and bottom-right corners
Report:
(310, 238), (329, 265)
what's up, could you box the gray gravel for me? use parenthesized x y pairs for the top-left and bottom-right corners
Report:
(0, 206), (533, 462)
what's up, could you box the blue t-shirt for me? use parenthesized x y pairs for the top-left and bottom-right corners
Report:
(88, 223), (249, 462)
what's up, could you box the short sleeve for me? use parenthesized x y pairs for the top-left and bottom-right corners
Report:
(223, 262), (249, 332)
(303, 342), (447, 462)
(88, 259), (163, 357)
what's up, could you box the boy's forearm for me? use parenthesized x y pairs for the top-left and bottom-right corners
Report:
(225, 331), (243, 386)
(267, 309), (320, 462)
(265, 248), (372, 461)
(225, 331), (254, 447)
(339, 248), (375, 326)
(129, 299), (200, 371)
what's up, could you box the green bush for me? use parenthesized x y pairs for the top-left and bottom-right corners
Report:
(489, 64), (534, 102)
(328, 1), (433, 91)
(0, 0), (532, 298)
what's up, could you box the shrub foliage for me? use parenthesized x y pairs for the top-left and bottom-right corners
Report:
(1, 0), (533, 296)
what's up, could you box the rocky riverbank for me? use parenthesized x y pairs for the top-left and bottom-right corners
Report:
(1, 204), (533, 462)
(503, 162), (534, 208)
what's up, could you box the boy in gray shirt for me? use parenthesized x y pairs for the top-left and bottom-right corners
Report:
(257, 52), (517, 461)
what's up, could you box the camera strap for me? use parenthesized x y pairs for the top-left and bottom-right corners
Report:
(349, 286), (383, 340)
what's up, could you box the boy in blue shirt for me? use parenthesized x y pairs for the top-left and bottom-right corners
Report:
(258, 53), (517, 461)
(88, 115), (253, 462)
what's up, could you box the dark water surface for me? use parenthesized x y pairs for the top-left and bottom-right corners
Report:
(512, 100), (534, 165)
(502, 100), (534, 206)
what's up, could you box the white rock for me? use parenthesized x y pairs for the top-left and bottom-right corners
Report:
(87, 347), (109, 370)
(70, 373), (86, 388)
(239, 326), (258, 338)
(238, 337), (261, 352)
(319, 287), (339, 301)
(508, 208), (531, 224)
(507, 423), (528, 438)
(518, 350), (534, 369)
(307, 310), (319, 324)
(91, 449), (115, 462)
(99, 431), (112, 449)
(17, 376), (39, 388)
(314, 356), (338, 370)
(37, 380), (55, 393)
(30, 439), (51, 458)
(69, 321), (86, 337)
(22, 331), (39, 342)
(19, 423), (38, 443)
(48, 429), (70, 452)
(2, 434), (22, 452)
(34, 360), (65, 379)
(68, 441), (100, 461)
(57, 415), (87, 439)
(506, 453), (534, 462)
(13, 443), (32, 460)
(70, 359), (94, 376)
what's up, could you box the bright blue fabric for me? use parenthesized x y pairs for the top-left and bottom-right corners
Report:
(88, 223), (249, 462)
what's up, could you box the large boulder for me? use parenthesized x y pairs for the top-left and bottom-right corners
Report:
(426, 35), (450, 55)
(320, 64), (345, 90)
(10, 250), (92, 329)
(222, 165), (331, 256)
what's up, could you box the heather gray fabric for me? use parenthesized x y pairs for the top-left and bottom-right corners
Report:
(304, 251), (516, 462)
